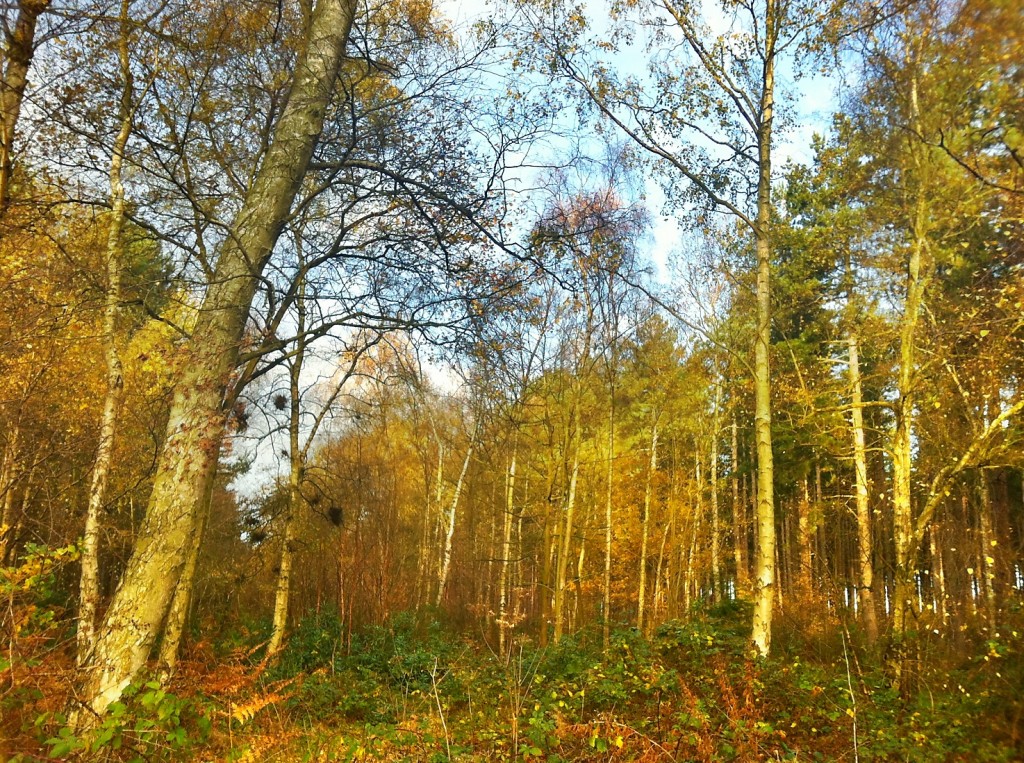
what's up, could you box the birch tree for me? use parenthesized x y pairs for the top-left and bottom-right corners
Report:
(510, 0), (846, 654)
(78, 0), (358, 717)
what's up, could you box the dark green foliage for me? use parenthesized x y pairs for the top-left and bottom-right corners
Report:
(40, 682), (212, 762)
(275, 610), (344, 676)
(348, 611), (461, 694)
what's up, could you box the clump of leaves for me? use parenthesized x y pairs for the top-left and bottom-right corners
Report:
(41, 681), (212, 761)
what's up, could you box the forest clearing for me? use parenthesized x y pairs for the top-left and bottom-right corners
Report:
(0, 0), (1021, 759)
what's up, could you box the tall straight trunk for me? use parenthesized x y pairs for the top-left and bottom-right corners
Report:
(268, 285), (308, 656)
(652, 521), (670, 624)
(79, 0), (356, 718)
(731, 416), (746, 596)
(436, 430), (475, 607)
(552, 448), (580, 643)
(665, 460), (680, 618)
(684, 494), (702, 616)
(929, 529), (946, 622)
(848, 333), (878, 642)
(539, 500), (554, 648)
(797, 480), (812, 593)
(602, 392), (614, 651)
(710, 386), (721, 602)
(637, 420), (659, 631)
(978, 473), (996, 626)
(750, 0), (778, 656)
(0, 0), (51, 216)
(412, 446), (436, 609)
(498, 449), (517, 655)
(78, 0), (131, 666)
(892, 183), (929, 649)
(419, 441), (445, 607)
(571, 524), (586, 633)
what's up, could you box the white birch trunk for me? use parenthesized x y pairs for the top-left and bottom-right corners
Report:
(436, 430), (475, 607)
(552, 448), (579, 643)
(710, 386), (721, 602)
(268, 283), (308, 656)
(750, 0), (778, 656)
(158, 450), (218, 675)
(498, 449), (517, 655)
(732, 416), (746, 596)
(636, 420), (658, 631)
(602, 395), (614, 650)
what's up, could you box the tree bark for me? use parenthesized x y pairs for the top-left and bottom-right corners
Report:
(602, 389), (614, 650)
(891, 162), (930, 659)
(848, 333), (878, 642)
(637, 419), (658, 631)
(731, 415), (746, 595)
(750, 0), (778, 656)
(268, 285), (308, 656)
(710, 386), (721, 602)
(78, 0), (131, 667)
(158, 450), (218, 675)
(0, 423), (21, 563)
(552, 448), (579, 643)
(978, 473), (997, 626)
(436, 428), (475, 607)
(0, 0), (51, 216)
(78, 0), (357, 718)
(797, 480), (812, 594)
(498, 449), (517, 655)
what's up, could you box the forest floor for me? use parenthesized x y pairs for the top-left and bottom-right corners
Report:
(4, 601), (1023, 761)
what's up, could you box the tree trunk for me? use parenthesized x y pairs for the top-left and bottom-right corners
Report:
(637, 420), (659, 631)
(730, 416), (747, 599)
(437, 429), (475, 607)
(602, 391), (614, 650)
(684, 493), (702, 616)
(158, 450), (218, 675)
(78, 0), (356, 718)
(268, 286), (308, 656)
(929, 528), (947, 623)
(0, 422), (21, 563)
(0, 0), (51, 216)
(848, 333), (878, 642)
(797, 480), (812, 595)
(498, 449), (517, 655)
(710, 386), (721, 602)
(978, 473), (996, 626)
(552, 448), (579, 643)
(652, 520), (670, 628)
(891, 172), (929, 651)
(78, 0), (132, 666)
(750, 3), (778, 655)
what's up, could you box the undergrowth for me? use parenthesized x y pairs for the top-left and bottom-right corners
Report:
(3, 574), (1022, 761)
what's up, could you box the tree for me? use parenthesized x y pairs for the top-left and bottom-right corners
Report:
(843, 0), (1023, 679)
(77, 0), (136, 667)
(509, 0), (846, 654)
(78, 0), (359, 717)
